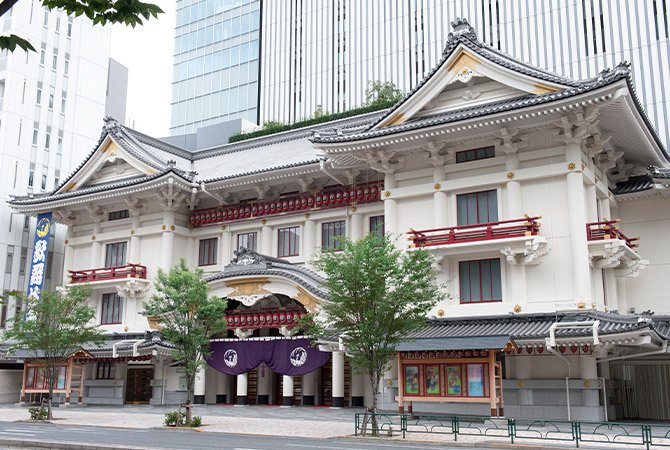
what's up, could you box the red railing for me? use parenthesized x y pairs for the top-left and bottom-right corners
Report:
(69, 263), (148, 284)
(586, 220), (639, 248)
(226, 308), (307, 330)
(407, 216), (541, 247)
(189, 181), (384, 228)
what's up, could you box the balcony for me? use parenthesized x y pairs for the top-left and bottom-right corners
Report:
(587, 220), (646, 277)
(189, 181), (383, 228)
(226, 308), (307, 330)
(407, 216), (547, 265)
(69, 263), (147, 284)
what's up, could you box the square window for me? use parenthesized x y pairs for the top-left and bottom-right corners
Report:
(456, 190), (498, 226)
(321, 220), (345, 250)
(105, 242), (127, 267)
(198, 237), (218, 266)
(458, 258), (502, 303)
(369, 215), (385, 237)
(236, 232), (257, 252)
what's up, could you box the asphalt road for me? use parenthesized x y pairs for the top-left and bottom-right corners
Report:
(0, 420), (487, 450)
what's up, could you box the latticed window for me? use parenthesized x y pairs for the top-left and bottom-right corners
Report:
(455, 146), (495, 163)
(456, 190), (498, 226)
(322, 220), (345, 250)
(369, 215), (385, 237)
(108, 210), (129, 221)
(198, 238), (218, 266)
(278, 226), (300, 257)
(105, 242), (127, 267)
(101, 293), (122, 324)
(459, 259), (502, 303)
(237, 232), (257, 252)
(96, 362), (115, 380)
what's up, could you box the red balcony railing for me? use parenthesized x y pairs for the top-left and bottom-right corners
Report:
(189, 181), (384, 228)
(69, 263), (148, 284)
(586, 220), (639, 248)
(407, 216), (541, 248)
(226, 308), (307, 330)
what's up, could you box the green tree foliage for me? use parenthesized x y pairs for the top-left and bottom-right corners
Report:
(364, 80), (403, 108)
(307, 234), (443, 435)
(0, 0), (163, 52)
(4, 286), (104, 420)
(143, 259), (227, 425)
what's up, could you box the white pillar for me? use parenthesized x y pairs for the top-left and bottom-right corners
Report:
(161, 210), (175, 270)
(91, 221), (102, 267)
(383, 173), (398, 237)
(63, 226), (74, 283)
(129, 215), (141, 263)
(350, 372), (365, 407)
(194, 366), (206, 404)
(350, 210), (364, 241)
(599, 196), (612, 220)
(586, 185), (598, 222)
(504, 150), (528, 303)
(282, 375), (294, 406)
(256, 364), (271, 404)
(566, 143), (592, 303)
(220, 229), (232, 266)
(236, 373), (248, 405)
(150, 359), (164, 406)
(580, 355), (600, 409)
(302, 370), (316, 406)
(260, 223), (272, 255)
(331, 351), (345, 407)
(515, 356), (533, 406)
(432, 164), (448, 228)
(303, 216), (316, 267)
(215, 371), (229, 404)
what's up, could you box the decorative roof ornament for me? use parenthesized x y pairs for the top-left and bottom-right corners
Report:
(102, 116), (121, 134)
(166, 159), (177, 168)
(613, 61), (632, 77)
(230, 247), (269, 268)
(448, 18), (478, 42)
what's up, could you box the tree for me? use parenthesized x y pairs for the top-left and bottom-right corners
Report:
(4, 286), (104, 420)
(364, 80), (403, 108)
(143, 259), (228, 426)
(0, 0), (163, 52)
(308, 234), (444, 435)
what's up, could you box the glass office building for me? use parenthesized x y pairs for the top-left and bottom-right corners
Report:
(170, 0), (260, 135)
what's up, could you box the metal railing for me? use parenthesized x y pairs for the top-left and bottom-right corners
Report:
(354, 413), (670, 449)
(407, 216), (541, 248)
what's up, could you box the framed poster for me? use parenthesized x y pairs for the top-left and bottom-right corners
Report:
(57, 367), (67, 390)
(425, 365), (441, 395)
(446, 365), (462, 396)
(26, 368), (35, 389)
(467, 363), (485, 397)
(404, 365), (419, 395)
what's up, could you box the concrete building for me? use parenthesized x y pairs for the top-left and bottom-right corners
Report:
(8, 19), (670, 421)
(105, 58), (128, 124)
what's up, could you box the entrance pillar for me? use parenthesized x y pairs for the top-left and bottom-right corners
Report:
(193, 366), (206, 404)
(515, 356), (533, 406)
(282, 375), (294, 406)
(580, 355), (600, 408)
(150, 359), (164, 406)
(257, 364), (271, 404)
(351, 372), (365, 407)
(331, 351), (345, 407)
(302, 370), (316, 406)
(215, 371), (228, 404)
(236, 373), (248, 405)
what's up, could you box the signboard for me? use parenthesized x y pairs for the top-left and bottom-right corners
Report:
(27, 213), (53, 300)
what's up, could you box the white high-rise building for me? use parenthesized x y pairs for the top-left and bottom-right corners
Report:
(0, 2), (112, 325)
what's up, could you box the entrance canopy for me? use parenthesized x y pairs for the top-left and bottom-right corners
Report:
(208, 337), (330, 376)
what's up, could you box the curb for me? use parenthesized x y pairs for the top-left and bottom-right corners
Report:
(353, 435), (616, 450)
(0, 437), (158, 450)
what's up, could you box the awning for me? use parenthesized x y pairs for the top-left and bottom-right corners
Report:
(397, 335), (516, 352)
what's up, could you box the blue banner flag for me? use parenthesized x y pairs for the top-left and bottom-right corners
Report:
(27, 212), (53, 300)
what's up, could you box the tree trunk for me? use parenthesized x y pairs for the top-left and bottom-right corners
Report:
(47, 385), (54, 420)
(184, 377), (194, 426)
(368, 371), (380, 436)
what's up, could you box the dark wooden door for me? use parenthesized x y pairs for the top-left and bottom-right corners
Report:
(125, 368), (153, 404)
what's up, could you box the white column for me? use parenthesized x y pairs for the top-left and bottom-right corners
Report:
(256, 364), (271, 404)
(504, 151), (528, 304)
(194, 366), (206, 404)
(331, 351), (345, 407)
(129, 215), (141, 263)
(302, 370), (316, 406)
(586, 186), (598, 222)
(350, 372), (365, 407)
(161, 210), (175, 270)
(515, 356), (534, 406)
(383, 172), (398, 236)
(566, 143), (592, 303)
(580, 355), (600, 409)
(220, 228), (232, 266)
(350, 209), (364, 241)
(599, 196), (612, 220)
(63, 226), (74, 284)
(303, 216), (316, 267)
(236, 373), (248, 405)
(260, 223), (272, 255)
(150, 359), (164, 405)
(432, 164), (448, 228)
(91, 221), (102, 267)
(215, 371), (229, 404)
(282, 375), (294, 406)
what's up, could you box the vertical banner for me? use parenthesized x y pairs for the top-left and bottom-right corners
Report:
(27, 212), (53, 300)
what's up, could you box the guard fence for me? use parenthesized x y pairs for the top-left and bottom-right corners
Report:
(354, 412), (670, 449)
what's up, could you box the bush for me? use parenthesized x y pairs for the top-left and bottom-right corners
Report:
(29, 407), (47, 420)
(164, 410), (185, 427)
(190, 415), (202, 427)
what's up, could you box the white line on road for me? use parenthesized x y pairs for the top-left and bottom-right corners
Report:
(286, 445), (353, 450)
(4, 428), (46, 433)
(0, 431), (36, 436)
(334, 441), (447, 449)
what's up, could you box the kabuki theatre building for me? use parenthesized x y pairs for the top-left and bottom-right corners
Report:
(6, 20), (670, 421)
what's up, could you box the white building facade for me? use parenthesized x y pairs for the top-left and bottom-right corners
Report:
(9, 20), (670, 421)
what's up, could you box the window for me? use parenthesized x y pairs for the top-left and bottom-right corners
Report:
(48, 93), (54, 110)
(236, 232), (257, 251)
(19, 247), (27, 275)
(105, 242), (127, 267)
(459, 259), (502, 303)
(0, 296), (7, 329)
(322, 220), (345, 250)
(96, 362), (115, 379)
(456, 190), (498, 226)
(63, 53), (69, 75)
(108, 209), (129, 221)
(28, 163), (35, 187)
(43, 8), (48, 27)
(51, 49), (58, 71)
(278, 227), (300, 257)
(5, 245), (13, 274)
(26, 366), (67, 390)
(60, 92), (66, 114)
(40, 173), (47, 190)
(198, 237), (218, 266)
(101, 292), (122, 325)
(39, 44), (46, 65)
(370, 215), (385, 237)
(32, 122), (38, 146)
(36, 82), (42, 105)
(45, 126), (51, 148)
(455, 146), (495, 163)
(67, 17), (72, 38)
(402, 362), (489, 398)
(55, 16), (60, 33)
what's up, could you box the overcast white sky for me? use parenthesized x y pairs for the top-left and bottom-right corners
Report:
(109, 0), (176, 137)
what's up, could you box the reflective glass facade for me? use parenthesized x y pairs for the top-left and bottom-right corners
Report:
(171, 0), (261, 135)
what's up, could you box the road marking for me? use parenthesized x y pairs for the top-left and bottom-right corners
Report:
(4, 428), (46, 433)
(0, 431), (36, 436)
(333, 442), (446, 449)
(286, 445), (351, 450)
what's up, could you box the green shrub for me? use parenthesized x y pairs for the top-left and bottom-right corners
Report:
(29, 407), (47, 420)
(164, 410), (185, 427)
(190, 415), (202, 427)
